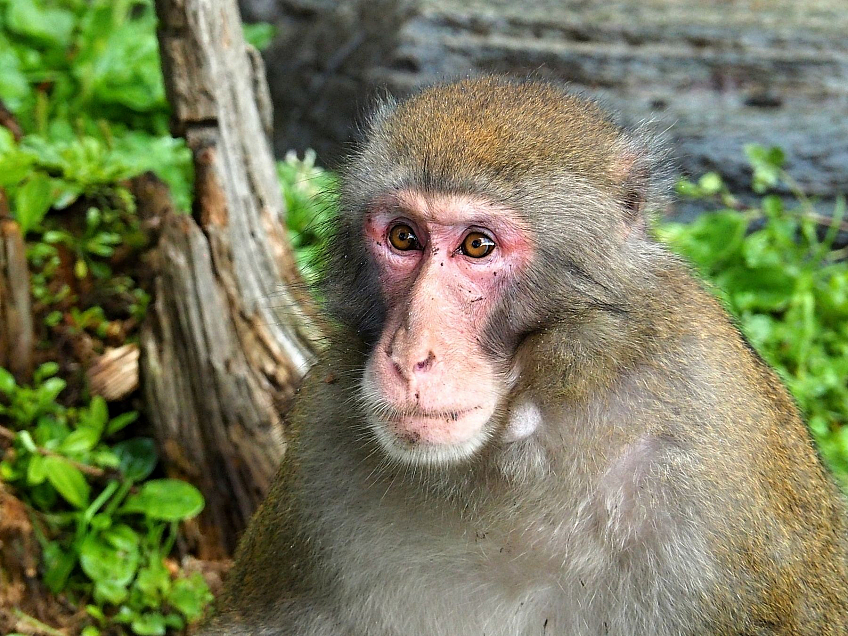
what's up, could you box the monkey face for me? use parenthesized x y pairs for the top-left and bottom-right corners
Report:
(358, 189), (533, 465)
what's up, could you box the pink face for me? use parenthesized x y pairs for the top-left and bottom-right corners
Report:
(361, 190), (533, 464)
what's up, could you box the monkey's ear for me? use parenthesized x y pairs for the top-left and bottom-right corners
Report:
(622, 174), (648, 220)
(612, 148), (652, 235)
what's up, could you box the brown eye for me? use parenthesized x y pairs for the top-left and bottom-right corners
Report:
(460, 232), (496, 259)
(388, 224), (421, 251)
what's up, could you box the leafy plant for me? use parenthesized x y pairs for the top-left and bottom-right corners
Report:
(659, 146), (848, 481)
(0, 0), (194, 213)
(0, 365), (211, 635)
(278, 149), (339, 283)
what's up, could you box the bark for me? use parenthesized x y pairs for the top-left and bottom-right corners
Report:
(144, 0), (321, 556)
(0, 198), (34, 383)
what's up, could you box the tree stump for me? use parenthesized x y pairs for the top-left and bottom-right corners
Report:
(144, 0), (321, 556)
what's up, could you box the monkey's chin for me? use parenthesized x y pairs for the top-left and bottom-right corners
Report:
(366, 411), (493, 466)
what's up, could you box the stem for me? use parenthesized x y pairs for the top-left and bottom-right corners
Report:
(103, 478), (134, 517)
(12, 609), (66, 636)
(84, 479), (120, 524)
(0, 423), (106, 478)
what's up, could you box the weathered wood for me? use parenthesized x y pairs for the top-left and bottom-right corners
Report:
(87, 344), (139, 402)
(145, 0), (321, 555)
(0, 204), (34, 383)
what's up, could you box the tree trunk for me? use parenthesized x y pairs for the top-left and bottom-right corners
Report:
(144, 0), (321, 557)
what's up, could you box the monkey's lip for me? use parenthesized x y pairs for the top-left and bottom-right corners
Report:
(386, 407), (475, 423)
(373, 404), (491, 447)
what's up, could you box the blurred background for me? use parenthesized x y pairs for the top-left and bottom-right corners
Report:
(247, 0), (848, 212)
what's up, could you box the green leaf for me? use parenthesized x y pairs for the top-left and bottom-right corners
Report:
(745, 144), (785, 193)
(94, 579), (129, 605)
(18, 430), (38, 453)
(43, 542), (77, 593)
(42, 230), (66, 244)
(0, 367), (15, 394)
(90, 447), (122, 469)
(6, 0), (75, 46)
(136, 560), (171, 602)
(131, 612), (167, 636)
(164, 613), (186, 629)
(34, 361), (60, 383)
(86, 605), (106, 622)
(14, 173), (53, 235)
(59, 427), (101, 454)
(666, 211), (747, 271)
(90, 513), (112, 531)
(106, 411), (139, 436)
(87, 396), (109, 433)
(243, 23), (276, 50)
(75, 258), (89, 279)
(85, 207), (101, 228)
(103, 524), (140, 552)
(27, 454), (48, 485)
(120, 479), (204, 521)
(114, 605), (137, 624)
(79, 533), (139, 586)
(89, 261), (112, 279)
(38, 376), (66, 403)
(0, 48), (29, 111)
(113, 438), (158, 481)
(697, 172), (723, 195)
(169, 574), (213, 621)
(720, 266), (796, 312)
(43, 456), (91, 509)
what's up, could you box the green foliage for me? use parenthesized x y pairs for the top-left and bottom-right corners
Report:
(659, 145), (848, 481)
(0, 0), (193, 220)
(243, 22), (276, 50)
(0, 366), (212, 635)
(278, 149), (339, 283)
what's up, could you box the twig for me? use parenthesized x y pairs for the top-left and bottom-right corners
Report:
(0, 423), (106, 477)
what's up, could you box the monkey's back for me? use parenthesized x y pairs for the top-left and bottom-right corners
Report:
(683, 282), (848, 632)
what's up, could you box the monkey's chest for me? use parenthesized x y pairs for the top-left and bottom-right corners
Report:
(352, 517), (686, 636)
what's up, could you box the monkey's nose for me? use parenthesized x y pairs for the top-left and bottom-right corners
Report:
(387, 347), (436, 380)
(413, 351), (436, 374)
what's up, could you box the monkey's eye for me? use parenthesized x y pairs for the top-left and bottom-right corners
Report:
(460, 232), (496, 259)
(388, 223), (421, 251)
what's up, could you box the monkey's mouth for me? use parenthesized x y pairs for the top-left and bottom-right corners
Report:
(365, 402), (494, 463)
(388, 407), (472, 425)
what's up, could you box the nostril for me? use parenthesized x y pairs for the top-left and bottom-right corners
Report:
(414, 351), (436, 373)
(392, 360), (405, 379)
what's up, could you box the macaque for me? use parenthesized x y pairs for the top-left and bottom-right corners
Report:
(203, 76), (848, 635)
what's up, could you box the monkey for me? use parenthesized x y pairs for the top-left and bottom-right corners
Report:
(202, 76), (848, 635)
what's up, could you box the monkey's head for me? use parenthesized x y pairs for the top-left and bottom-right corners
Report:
(323, 76), (666, 466)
